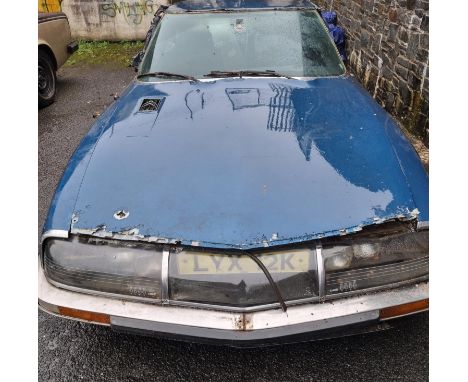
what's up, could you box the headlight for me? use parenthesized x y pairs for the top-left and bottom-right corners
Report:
(43, 236), (163, 300)
(323, 230), (428, 295)
(168, 247), (319, 307)
(42, 228), (428, 309)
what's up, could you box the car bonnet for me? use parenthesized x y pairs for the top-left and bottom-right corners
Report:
(50, 76), (427, 249)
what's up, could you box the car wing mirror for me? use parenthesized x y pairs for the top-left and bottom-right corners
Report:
(131, 51), (143, 72)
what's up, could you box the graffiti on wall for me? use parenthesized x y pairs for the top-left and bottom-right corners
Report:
(38, 0), (63, 12)
(99, 1), (156, 25)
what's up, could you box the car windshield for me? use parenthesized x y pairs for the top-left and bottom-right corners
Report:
(139, 10), (346, 79)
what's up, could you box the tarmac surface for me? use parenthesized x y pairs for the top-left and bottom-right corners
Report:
(38, 64), (428, 382)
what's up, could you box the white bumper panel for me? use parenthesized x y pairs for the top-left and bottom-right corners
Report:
(39, 266), (428, 343)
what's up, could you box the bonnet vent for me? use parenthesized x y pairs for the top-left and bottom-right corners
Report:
(139, 98), (162, 112)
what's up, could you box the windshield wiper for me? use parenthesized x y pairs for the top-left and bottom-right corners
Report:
(204, 70), (293, 79)
(137, 71), (199, 82)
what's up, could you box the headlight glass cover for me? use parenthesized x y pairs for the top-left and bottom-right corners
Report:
(43, 228), (428, 309)
(168, 248), (319, 307)
(43, 236), (163, 300)
(323, 230), (428, 295)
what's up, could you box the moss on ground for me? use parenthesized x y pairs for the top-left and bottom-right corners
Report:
(64, 41), (144, 67)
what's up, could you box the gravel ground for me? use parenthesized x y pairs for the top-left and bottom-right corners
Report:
(38, 64), (429, 382)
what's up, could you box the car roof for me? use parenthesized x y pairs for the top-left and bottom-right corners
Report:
(167, 0), (318, 14)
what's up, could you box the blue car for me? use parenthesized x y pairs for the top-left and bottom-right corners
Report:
(39, 0), (428, 346)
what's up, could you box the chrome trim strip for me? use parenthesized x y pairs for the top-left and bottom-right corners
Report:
(166, 295), (322, 313)
(316, 243), (325, 299)
(161, 249), (170, 304)
(417, 221), (429, 230)
(41, 229), (69, 244)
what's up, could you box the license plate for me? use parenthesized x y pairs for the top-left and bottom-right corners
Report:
(176, 249), (312, 275)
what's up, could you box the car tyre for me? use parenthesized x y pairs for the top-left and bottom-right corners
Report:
(38, 50), (56, 108)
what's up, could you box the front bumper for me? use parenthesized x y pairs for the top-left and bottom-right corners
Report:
(38, 266), (428, 346)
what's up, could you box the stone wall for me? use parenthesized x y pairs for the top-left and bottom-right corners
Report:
(315, 0), (429, 144)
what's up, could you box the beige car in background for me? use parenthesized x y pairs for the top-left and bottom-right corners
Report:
(38, 12), (78, 108)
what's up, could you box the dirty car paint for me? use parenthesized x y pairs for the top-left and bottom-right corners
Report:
(44, 76), (428, 249)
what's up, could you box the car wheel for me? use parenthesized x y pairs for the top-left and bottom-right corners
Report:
(38, 50), (56, 108)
